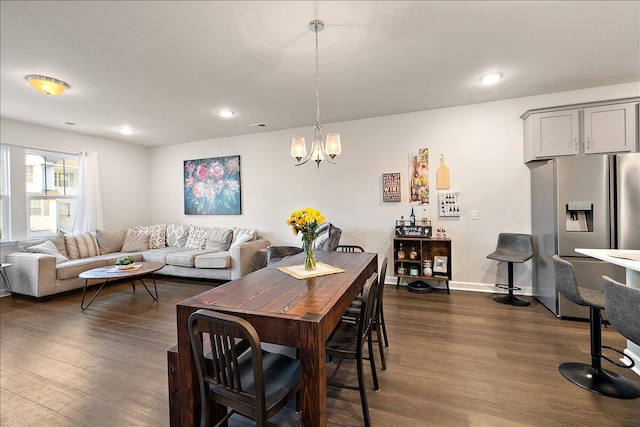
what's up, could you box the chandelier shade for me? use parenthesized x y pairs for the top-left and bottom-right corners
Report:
(291, 20), (341, 168)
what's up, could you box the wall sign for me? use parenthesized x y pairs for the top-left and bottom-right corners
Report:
(382, 173), (401, 202)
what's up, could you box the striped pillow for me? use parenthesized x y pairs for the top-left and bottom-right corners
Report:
(64, 232), (100, 260)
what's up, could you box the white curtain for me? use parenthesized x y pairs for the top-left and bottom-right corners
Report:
(72, 151), (103, 233)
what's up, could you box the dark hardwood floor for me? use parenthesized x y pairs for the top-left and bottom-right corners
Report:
(1, 278), (639, 426)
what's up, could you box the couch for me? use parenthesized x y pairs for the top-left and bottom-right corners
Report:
(5, 224), (269, 298)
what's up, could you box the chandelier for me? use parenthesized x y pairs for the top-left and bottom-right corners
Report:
(291, 20), (341, 168)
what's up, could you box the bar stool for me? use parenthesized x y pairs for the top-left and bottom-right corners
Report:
(553, 256), (640, 399)
(486, 233), (533, 306)
(603, 275), (640, 398)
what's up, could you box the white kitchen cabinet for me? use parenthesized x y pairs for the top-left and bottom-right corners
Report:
(533, 109), (580, 158)
(583, 103), (637, 154)
(522, 98), (639, 163)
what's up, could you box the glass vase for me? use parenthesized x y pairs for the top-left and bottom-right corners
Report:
(302, 235), (317, 271)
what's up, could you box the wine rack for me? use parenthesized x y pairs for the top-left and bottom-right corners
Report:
(393, 236), (451, 294)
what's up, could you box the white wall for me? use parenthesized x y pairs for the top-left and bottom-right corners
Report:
(150, 82), (639, 291)
(1, 82), (637, 296)
(0, 119), (152, 238)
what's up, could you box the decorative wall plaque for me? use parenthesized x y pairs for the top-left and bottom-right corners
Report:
(382, 172), (401, 202)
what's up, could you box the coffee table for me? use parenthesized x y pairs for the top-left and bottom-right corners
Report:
(79, 261), (164, 310)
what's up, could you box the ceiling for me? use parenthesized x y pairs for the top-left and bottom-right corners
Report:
(1, 1), (639, 148)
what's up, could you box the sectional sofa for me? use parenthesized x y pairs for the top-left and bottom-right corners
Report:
(5, 224), (269, 298)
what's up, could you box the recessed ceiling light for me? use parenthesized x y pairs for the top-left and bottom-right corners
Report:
(218, 109), (235, 118)
(482, 73), (502, 85)
(119, 127), (135, 135)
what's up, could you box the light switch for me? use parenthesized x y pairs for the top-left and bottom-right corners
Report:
(472, 210), (479, 220)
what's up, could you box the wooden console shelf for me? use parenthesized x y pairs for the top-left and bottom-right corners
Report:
(393, 237), (451, 294)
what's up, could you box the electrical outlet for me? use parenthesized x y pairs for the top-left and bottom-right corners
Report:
(472, 210), (479, 220)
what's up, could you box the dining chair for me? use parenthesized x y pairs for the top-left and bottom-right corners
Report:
(266, 222), (342, 265)
(188, 309), (302, 427)
(326, 272), (379, 427)
(344, 257), (390, 370)
(553, 256), (640, 399)
(336, 244), (365, 252)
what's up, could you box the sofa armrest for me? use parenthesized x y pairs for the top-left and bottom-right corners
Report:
(228, 238), (270, 280)
(5, 252), (57, 297)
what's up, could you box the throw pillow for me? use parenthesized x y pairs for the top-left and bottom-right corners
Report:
(184, 225), (208, 250)
(96, 228), (127, 254)
(205, 227), (233, 251)
(229, 232), (253, 248)
(64, 232), (100, 260)
(232, 228), (258, 245)
(26, 240), (69, 264)
(121, 229), (150, 252)
(136, 224), (166, 249)
(53, 234), (68, 258)
(16, 233), (67, 257)
(166, 223), (189, 248)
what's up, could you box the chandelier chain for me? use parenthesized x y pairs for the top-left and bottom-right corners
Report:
(314, 23), (321, 142)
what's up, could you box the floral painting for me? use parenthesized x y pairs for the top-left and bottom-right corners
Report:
(409, 148), (429, 205)
(184, 156), (241, 215)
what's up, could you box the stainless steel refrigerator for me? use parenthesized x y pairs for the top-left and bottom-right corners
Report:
(530, 153), (640, 319)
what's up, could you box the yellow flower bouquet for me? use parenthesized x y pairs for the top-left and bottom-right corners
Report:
(286, 207), (325, 270)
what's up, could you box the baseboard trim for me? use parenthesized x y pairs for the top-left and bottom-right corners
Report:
(383, 276), (533, 296)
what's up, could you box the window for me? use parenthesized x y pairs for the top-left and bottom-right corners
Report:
(26, 165), (34, 183)
(0, 146), (9, 241)
(26, 150), (78, 236)
(59, 202), (71, 218)
(54, 171), (75, 188)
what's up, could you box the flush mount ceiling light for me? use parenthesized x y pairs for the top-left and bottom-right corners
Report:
(291, 19), (342, 168)
(218, 109), (235, 118)
(119, 127), (135, 135)
(482, 73), (502, 85)
(25, 75), (69, 95)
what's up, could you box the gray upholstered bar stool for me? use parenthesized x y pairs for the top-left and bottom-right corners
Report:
(553, 256), (640, 399)
(603, 275), (640, 398)
(486, 233), (533, 306)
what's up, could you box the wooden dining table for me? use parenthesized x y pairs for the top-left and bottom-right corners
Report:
(173, 250), (378, 427)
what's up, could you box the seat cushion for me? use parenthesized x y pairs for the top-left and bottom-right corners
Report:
(142, 247), (185, 263)
(487, 233), (533, 263)
(56, 258), (108, 280)
(209, 350), (300, 412)
(166, 249), (215, 267)
(194, 252), (231, 269)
